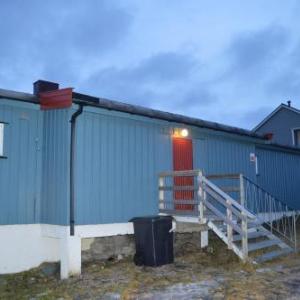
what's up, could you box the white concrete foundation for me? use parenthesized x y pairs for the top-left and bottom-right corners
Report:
(0, 224), (60, 274)
(0, 223), (135, 279)
(1, 221), (205, 279)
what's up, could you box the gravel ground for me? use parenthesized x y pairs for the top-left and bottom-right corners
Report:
(1, 235), (300, 299)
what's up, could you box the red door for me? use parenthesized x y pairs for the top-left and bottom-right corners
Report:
(173, 137), (194, 211)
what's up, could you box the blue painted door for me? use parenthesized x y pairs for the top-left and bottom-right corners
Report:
(0, 103), (42, 224)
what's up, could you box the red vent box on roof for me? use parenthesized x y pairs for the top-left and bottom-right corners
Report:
(40, 88), (73, 110)
(264, 133), (274, 140)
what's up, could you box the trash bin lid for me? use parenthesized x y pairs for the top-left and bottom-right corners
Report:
(130, 215), (173, 223)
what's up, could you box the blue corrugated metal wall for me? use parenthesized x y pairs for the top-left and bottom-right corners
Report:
(73, 105), (260, 225)
(256, 146), (300, 209)
(40, 108), (71, 225)
(74, 106), (172, 224)
(193, 134), (256, 180)
(1, 99), (300, 225)
(0, 100), (43, 224)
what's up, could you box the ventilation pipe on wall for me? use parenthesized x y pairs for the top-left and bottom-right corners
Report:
(70, 104), (84, 236)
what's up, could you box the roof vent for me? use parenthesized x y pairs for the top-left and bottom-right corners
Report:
(287, 100), (291, 107)
(33, 80), (59, 95)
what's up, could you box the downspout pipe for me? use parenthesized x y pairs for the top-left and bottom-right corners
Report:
(70, 104), (84, 236)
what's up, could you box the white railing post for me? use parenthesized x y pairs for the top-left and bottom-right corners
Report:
(293, 211), (297, 252)
(197, 170), (208, 247)
(159, 175), (165, 210)
(197, 171), (206, 224)
(226, 198), (233, 249)
(241, 214), (248, 261)
(239, 174), (248, 260)
(239, 173), (245, 207)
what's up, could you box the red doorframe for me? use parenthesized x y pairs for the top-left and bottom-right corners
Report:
(173, 137), (194, 211)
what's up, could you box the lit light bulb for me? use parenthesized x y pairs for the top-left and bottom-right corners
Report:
(180, 128), (189, 137)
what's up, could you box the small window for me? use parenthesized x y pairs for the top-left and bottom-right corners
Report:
(293, 129), (300, 147)
(0, 123), (4, 156)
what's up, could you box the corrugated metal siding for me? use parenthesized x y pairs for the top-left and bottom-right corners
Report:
(3, 99), (300, 226)
(193, 135), (256, 180)
(74, 106), (260, 225)
(256, 146), (300, 209)
(74, 108), (172, 224)
(0, 101), (42, 224)
(40, 109), (70, 225)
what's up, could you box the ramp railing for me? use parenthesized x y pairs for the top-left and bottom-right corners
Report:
(242, 175), (299, 251)
(158, 170), (201, 217)
(195, 172), (299, 252)
(158, 170), (257, 260)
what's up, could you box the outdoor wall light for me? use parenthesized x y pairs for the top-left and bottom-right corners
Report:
(173, 128), (189, 138)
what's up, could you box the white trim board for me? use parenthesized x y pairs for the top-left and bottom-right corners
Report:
(291, 127), (300, 147)
(40, 223), (134, 239)
(75, 223), (134, 238)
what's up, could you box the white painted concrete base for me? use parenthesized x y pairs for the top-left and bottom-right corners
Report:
(60, 236), (81, 279)
(0, 224), (60, 275)
(201, 230), (208, 248)
(0, 221), (205, 279)
(0, 223), (134, 279)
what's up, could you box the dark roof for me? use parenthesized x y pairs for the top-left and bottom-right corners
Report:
(253, 103), (300, 132)
(0, 88), (38, 103)
(3, 88), (300, 153)
(0, 87), (271, 140)
(73, 92), (265, 140)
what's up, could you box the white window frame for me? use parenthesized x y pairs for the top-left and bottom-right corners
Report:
(291, 127), (300, 147)
(0, 122), (4, 157)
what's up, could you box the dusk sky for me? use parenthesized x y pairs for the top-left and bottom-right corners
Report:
(1, 1), (300, 129)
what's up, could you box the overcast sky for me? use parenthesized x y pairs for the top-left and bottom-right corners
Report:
(1, 1), (300, 129)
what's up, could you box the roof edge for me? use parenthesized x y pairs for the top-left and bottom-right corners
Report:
(0, 88), (38, 103)
(73, 92), (265, 140)
(0, 87), (266, 140)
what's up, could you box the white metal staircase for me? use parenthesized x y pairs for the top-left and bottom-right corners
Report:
(158, 170), (299, 263)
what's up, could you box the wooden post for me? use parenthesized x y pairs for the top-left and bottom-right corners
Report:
(226, 198), (233, 249)
(242, 213), (248, 261)
(197, 171), (205, 224)
(239, 174), (248, 260)
(159, 176), (165, 210)
(239, 173), (245, 207)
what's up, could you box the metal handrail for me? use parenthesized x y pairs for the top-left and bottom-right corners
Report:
(202, 177), (256, 219)
(158, 170), (251, 259)
(158, 170), (299, 259)
(242, 175), (298, 251)
(242, 175), (298, 211)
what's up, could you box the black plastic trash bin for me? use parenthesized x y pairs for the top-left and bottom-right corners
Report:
(130, 215), (174, 267)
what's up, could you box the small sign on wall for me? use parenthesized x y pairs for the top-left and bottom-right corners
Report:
(250, 153), (259, 175)
(250, 153), (256, 162)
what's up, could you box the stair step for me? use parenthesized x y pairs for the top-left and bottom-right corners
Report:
(255, 248), (293, 263)
(218, 224), (259, 236)
(248, 239), (279, 252)
(232, 230), (265, 242)
(248, 221), (263, 228)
